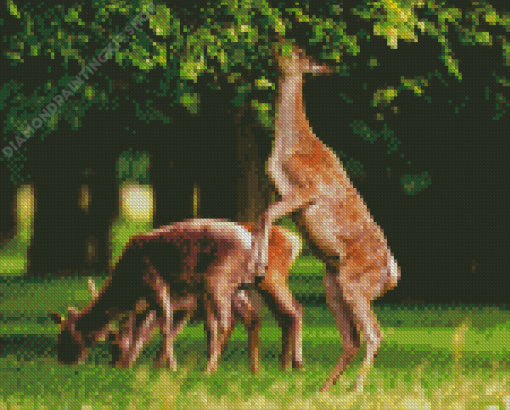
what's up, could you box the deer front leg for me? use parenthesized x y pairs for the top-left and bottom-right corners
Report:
(152, 309), (193, 369)
(114, 313), (135, 367)
(149, 277), (176, 370)
(115, 309), (158, 368)
(116, 298), (151, 360)
(126, 310), (157, 367)
(119, 314), (134, 357)
(157, 303), (177, 370)
(252, 190), (311, 277)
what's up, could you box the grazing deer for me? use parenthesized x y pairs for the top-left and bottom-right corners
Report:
(89, 278), (261, 373)
(250, 42), (401, 392)
(109, 221), (303, 371)
(52, 219), (302, 374)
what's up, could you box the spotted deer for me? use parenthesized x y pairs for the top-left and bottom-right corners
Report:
(250, 42), (401, 391)
(52, 219), (302, 374)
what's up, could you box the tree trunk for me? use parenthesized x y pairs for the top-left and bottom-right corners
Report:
(235, 107), (272, 223)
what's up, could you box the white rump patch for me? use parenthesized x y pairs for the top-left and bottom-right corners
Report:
(233, 224), (253, 249)
(280, 228), (302, 263)
(204, 220), (252, 249)
(389, 254), (399, 283)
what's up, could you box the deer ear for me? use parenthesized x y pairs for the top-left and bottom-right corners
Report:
(50, 312), (63, 325)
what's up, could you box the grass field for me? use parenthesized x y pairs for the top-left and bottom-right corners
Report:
(0, 270), (508, 409)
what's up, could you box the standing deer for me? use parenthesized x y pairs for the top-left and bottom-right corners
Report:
(250, 42), (401, 392)
(52, 219), (302, 374)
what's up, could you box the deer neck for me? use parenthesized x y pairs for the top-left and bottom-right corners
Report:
(275, 74), (310, 159)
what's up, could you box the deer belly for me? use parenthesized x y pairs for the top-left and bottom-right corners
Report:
(303, 200), (368, 239)
(297, 203), (347, 257)
(341, 232), (399, 297)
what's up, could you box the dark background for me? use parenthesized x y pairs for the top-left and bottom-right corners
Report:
(1, 1), (508, 306)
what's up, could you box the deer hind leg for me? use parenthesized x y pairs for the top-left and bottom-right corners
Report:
(324, 258), (383, 393)
(297, 208), (370, 391)
(204, 275), (234, 374)
(342, 237), (394, 391)
(319, 269), (361, 392)
(258, 275), (303, 370)
(341, 279), (382, 393)
(203, 313), (236, 375)
(232, 289), (261, 375)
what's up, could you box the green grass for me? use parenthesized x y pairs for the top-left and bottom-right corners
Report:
(0, 238), (29, 276)
(0, 276), (509, 409)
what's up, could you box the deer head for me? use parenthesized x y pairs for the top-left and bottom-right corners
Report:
(273, 40), (333, 76)
(50, 279), (115, 364)
(50, 307), (87, 364)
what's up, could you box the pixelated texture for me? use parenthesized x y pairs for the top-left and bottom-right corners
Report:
(48, 220), (304, 403)
(1, 1), (509, 408)
(251, 42), (402, 394)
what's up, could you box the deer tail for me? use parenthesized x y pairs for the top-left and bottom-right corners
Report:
(387, 254), (401, 290)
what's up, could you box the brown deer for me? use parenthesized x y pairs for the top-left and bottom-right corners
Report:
(52, 219), (302, 374)
(89, 278), (262, 372)
(108, 221), (303, 371)
(250, 41), (401, 392)
(109, 221), (303, 371)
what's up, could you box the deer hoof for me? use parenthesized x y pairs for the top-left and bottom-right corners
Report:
(353, 379), (365, 393)
(319, 379), (334, 393)
(280, 355), (292, 371)
(115, 359), (131, 369)
(154, 356), (176, 370)
(293, 361), (304, 371)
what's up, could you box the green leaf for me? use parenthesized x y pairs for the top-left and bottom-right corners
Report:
(181, 92), (200, 114)
(475, 32), (492, 46)
(7, 0), (20, 19)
